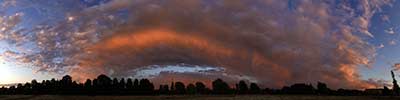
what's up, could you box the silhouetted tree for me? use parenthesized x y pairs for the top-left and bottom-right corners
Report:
(119, 78), (125, 89)
(3, 74), (395, 96)
(50, 78), (56, 93)
(170, 82), (175, 92)
(23, 82), (32, 94)
(0, 86), (6, 94)
(317, 82), (330, 95)
(9, 86), (16, 94)
(112, 78), (119, 89)
(174, 82), (186, 94)
(133, 79), (139, 90)
(31, 79), (39, 94)
(237, 80), (248, 94)
(95, 74), (112, 95)
(139, 79), (154, 94)
(112, 78), (119, 94)
(92, 79), (98, 89)
(126, 78), (133, 89)
(195, 82), (207, 94)
(16, 83), (23, 94)
(158, 85), (169, 95)
(97, 74), (112, 89)
(212, 79), (232, 94)
(249, 83), (261, 94)
(283, 83), (315, 94)
(336, 88), (363, 96)
(84, 79), (92, 88)
(392, 71), (400, 95)
(61, 75), (72, 88)
(383, 86), (391, 96)
(186, 83), (196, 95)
(84, 79), (92, 95)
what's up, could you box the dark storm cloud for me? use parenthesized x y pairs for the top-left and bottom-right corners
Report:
(0, 0), (393, 89)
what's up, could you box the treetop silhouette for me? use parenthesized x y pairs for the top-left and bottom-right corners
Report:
(0, 72), (399, 96)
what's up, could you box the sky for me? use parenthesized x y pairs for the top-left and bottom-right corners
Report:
(0, 0), (399, 89)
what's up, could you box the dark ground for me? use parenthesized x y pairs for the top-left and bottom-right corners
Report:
(1, 95), (400, 100)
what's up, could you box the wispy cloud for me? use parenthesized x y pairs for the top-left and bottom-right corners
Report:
(393, 63), (400, 71)
(377, 44), (385, 49)
(390, 40), (397, 45)
(385, 27), (395, 34)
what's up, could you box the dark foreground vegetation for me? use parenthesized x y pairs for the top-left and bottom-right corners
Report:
(1, 71), (400, 96)
(3, 95), (400, 100)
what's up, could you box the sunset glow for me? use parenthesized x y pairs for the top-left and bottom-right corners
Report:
(1, 0), (400, 90)
(0, 63), (14, 84)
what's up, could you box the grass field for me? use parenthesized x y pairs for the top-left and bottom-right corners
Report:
(1, 95), (400, 100)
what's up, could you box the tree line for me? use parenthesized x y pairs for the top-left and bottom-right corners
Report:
(0, 74), (398, 96)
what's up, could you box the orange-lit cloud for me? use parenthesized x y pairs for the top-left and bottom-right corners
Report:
(68, 27), (375, 89)
(71, 29), (291, 87)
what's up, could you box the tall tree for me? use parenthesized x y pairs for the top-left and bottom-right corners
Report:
(170, 82), (175, 92)
(119, 78), (126, 89)
(133, 79), (139, 90)
(126, 78), (133, 89)
(392, 71), (400, 95)
(112, 78), (119, 89)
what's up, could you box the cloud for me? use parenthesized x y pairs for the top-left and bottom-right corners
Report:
(393, 63), (400, 71)
(353, 17), (374, 37)
(385, 27), (395, 34)
(377, 44), (385, 49)
(128, 64), (225, 79)
(381, 15), (390, 22)
(0, 0), (17, 8)
(364, 78), (391, 88)
(0, 12), (24, 41)
(390, 40), (397, 45)
(0, 0), (394, 89)
(126, 64), (259, 85)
